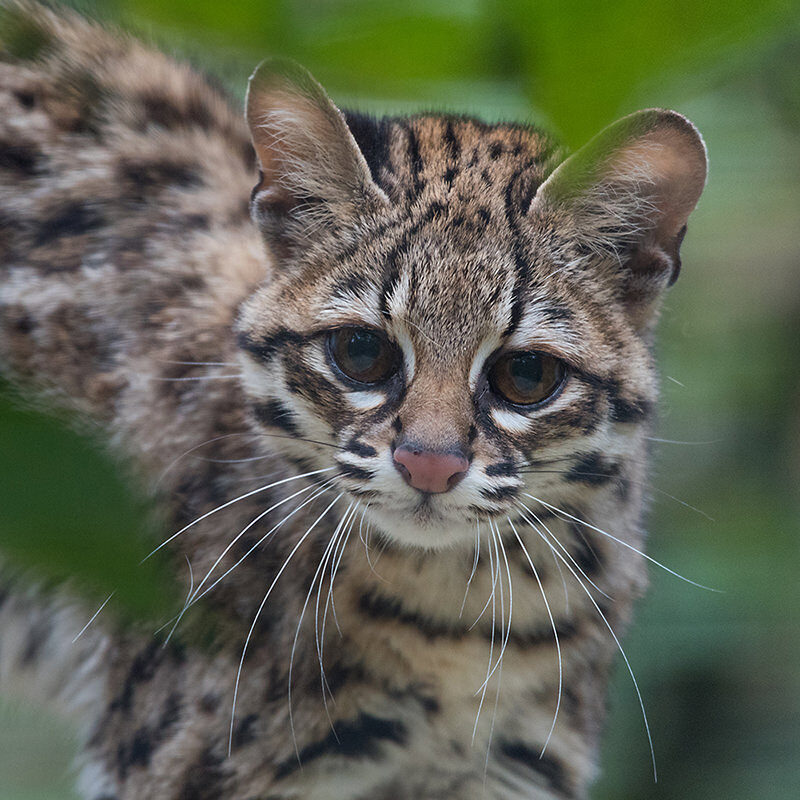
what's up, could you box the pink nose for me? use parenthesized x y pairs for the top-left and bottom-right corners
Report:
(393, 445), (469, 494)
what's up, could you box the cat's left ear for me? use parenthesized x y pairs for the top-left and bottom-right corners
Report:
(246, 59), (388, 250)
(530, 109), (707, 326)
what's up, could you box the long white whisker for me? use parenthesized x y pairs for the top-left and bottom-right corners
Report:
(472, 527), (498, 744)
(144, 467), (334, 561)
(508, 517), (562, 756)
(72, 593), (114, 644)
(532, 520), (657, 781)
(516, 502), (612, 601)
(459, 521), (481, 619)
(475, 521), (513, 692)
(229, 493), (343, 756)
(469, 524), (498, 632)
(188, 478), (338, 609)
(188, 478), (333, 605)
(316, 504), (358, 726)
(157, 479), (335, 641)
(525, 494), (719, 591)
(155, 431), (259, 487)
(288, 504), (349, 757)
(163, 556), (196, 646)
(322, 504), (357, 641)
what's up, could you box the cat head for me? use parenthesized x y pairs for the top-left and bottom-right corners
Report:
(236, 60), (706, 549)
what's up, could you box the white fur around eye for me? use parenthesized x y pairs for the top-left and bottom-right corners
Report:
(388, 318), (416, 383)
(469, 335), (502, 390)
(347, 390), (386, 410)
(490, 407), (535, 434)
(317, 291), (384, 328)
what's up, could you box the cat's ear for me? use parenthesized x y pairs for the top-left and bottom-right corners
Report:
(530, 109), (707, 326)
(246, 59), (388, 250)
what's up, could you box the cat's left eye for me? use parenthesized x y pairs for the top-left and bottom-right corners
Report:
(488, 350), (566, 406)
(327, 328), (399, 385)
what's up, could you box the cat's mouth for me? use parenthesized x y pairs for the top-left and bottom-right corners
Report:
(361, 494), (481, 549)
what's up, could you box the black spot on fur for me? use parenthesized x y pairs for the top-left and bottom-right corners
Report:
(138, 90), (213, 131)
(566, 452), (620, 486)
(0, 142), (42, 176)
(14, 89), (36, 108)
(498, 740), (570, 794)
(181, 747), (228, 800)
(343, 111), (391, 187)
(253, 399), (300, 436)
(485, 459), (516, 477)
(359, 590), (457, 639)
(542, 305), (573, 322)
(20, 615), (50, 665)
(120, 159), (202, 194)
(443, 121), (460, 162)
(199, 693), (220, 713)
(344, 438), (377, 458)
(337, 461), (375, 481)
(489, 141), (503, 159)
(422, 201), (445, 223)
(34, 202), (104, 247)
(124, 727), (153, 770)
(237, 329), (306, 362)
(378, 234), (410, 319)
(566, 520), (602, 576)
(111, 642), (162, 714)
(274, 713), (407, 779)
(609, 393), (653, 423)
(480, 485), (518, 501)
(232, 713), (259, 749)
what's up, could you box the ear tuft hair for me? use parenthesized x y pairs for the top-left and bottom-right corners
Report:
(531, 109), (707, 324)
(245, 59), (387, 253)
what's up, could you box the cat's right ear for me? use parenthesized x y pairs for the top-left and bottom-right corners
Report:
(530, 109), (707, 327)
(246, 59), (388, 251)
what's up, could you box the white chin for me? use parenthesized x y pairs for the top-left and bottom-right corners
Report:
(364, 504), (476, 550)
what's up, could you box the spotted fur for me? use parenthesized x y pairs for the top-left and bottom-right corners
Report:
(0, 3), (706, 799)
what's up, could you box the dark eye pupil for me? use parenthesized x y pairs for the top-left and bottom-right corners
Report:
(509, 353), (543, 394)
(488, 349), (565, 406)
(347, 330), (381, 373)
(329, 327), (397, 385)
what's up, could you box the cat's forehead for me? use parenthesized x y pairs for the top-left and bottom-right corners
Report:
(348, 113), (557, 207)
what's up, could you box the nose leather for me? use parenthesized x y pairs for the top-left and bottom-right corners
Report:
(393, 445), (469, 494)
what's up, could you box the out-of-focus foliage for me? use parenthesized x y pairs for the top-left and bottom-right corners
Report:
(1, 1), (798, 799)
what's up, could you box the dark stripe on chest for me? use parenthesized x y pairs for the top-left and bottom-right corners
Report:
(358, 589), (578, 647)
(274, 713), (407, 780)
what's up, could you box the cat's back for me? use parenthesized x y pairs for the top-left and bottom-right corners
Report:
(0, 0), (267, 412)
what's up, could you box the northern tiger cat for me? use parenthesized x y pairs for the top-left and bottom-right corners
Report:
(0, 2), (707, 798)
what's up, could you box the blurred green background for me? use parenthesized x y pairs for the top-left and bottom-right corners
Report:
(1, 1), (798, 798)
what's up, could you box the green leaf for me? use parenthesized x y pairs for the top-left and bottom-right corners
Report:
(0, 384), (177, 625)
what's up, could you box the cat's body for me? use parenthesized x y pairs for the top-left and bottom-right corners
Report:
(0, 3), (707, 799)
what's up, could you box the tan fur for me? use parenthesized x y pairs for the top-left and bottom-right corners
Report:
(0, 3), (706, 798)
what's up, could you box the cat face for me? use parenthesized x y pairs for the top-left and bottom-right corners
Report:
(237, 61), (706, 549)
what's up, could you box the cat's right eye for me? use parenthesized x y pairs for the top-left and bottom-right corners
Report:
(327, 327), (399, 386)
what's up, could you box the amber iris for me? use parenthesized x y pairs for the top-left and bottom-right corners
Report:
(488, 351), (565, 406)
(328, 328), (398, 384)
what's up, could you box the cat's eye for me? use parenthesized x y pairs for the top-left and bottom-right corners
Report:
(327, 327), (399, 385)
(488, 351), (566, 406)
